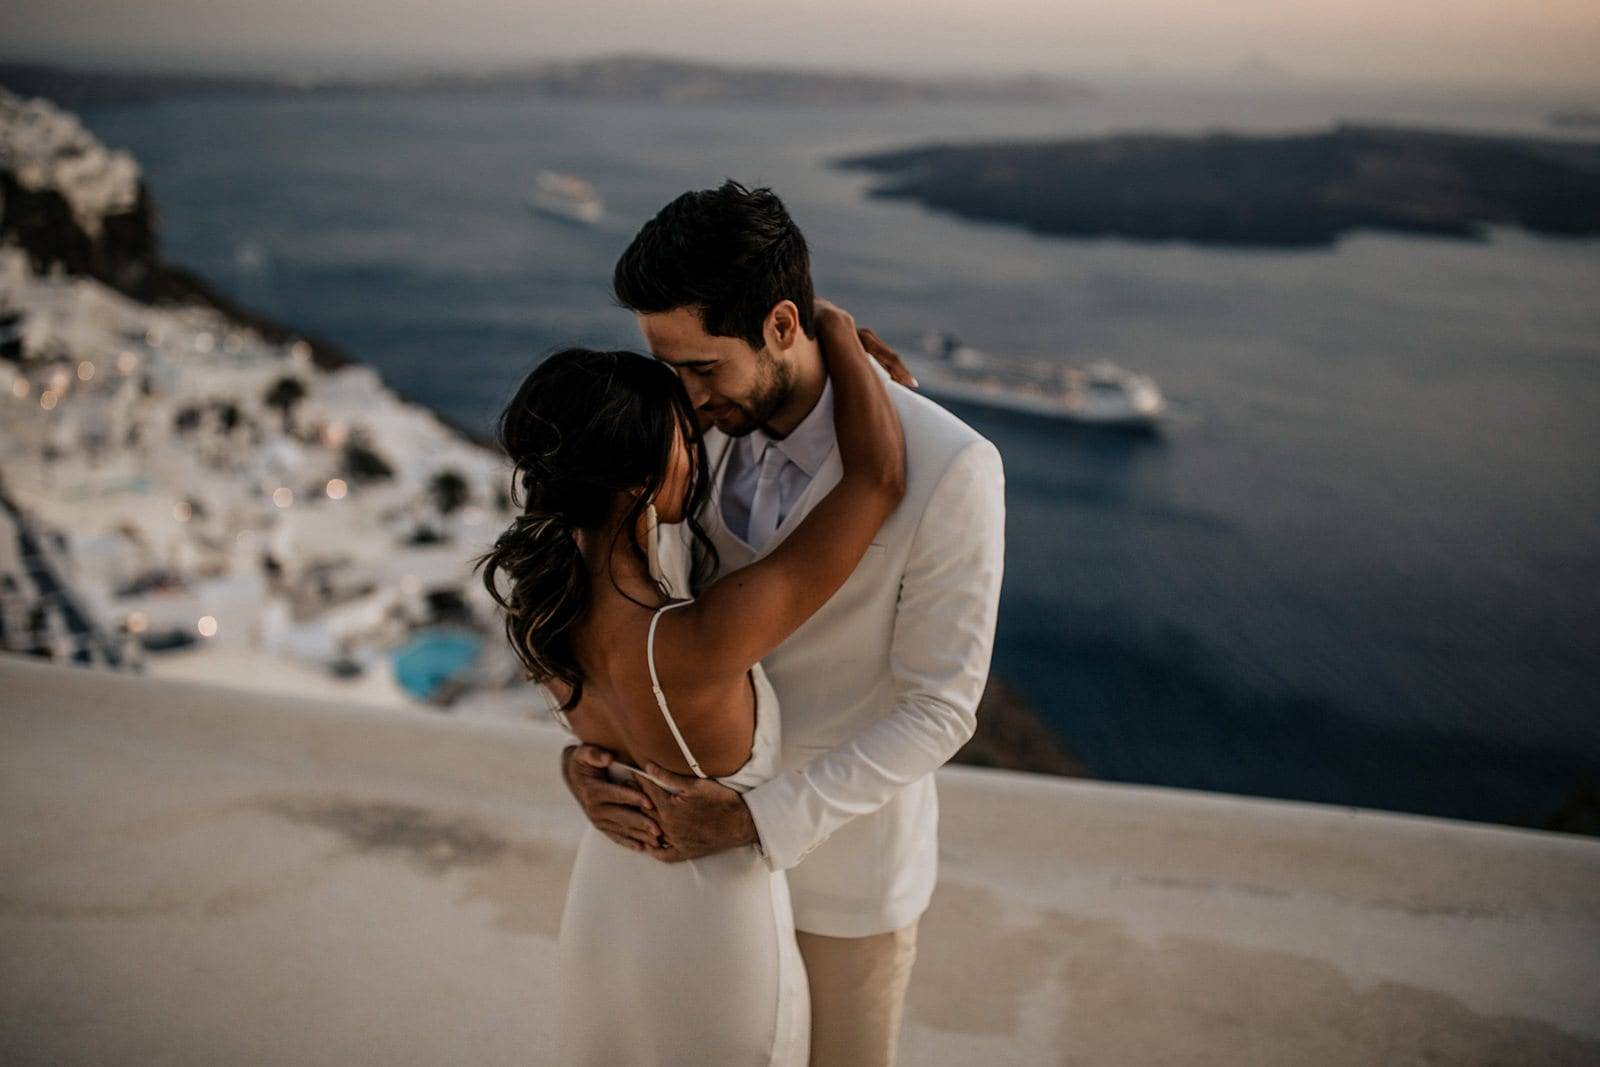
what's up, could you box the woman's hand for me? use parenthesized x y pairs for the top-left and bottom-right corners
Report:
(858, 326), (917, 389)
(814, 299), (918, 389)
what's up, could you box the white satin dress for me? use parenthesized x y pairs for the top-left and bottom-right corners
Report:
(548, 596), (810, 1065)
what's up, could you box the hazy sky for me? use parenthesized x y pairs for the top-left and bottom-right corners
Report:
(3, 0), (1598, 91)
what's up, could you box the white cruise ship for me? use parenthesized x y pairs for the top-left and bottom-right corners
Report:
(526, 171), (604, 225)
(911, 332), (1165, 429)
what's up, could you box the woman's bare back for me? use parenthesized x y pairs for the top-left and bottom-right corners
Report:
(545, 603), (759, 779)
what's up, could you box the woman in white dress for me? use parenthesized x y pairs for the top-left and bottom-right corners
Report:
(475, 301), (905, 1065)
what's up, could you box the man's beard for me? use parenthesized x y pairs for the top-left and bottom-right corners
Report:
(715, 348), (793, 438)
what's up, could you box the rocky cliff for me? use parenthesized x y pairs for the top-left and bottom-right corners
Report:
(0, 88), (364, 377)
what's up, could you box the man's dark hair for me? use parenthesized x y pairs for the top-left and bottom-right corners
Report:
(613, 179), (815, 350)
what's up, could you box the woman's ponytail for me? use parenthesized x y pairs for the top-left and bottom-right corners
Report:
(476, 508), (590, 704)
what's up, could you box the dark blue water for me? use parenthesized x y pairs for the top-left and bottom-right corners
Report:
(80, 83), (1600, 830)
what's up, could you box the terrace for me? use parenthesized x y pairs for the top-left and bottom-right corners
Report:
(3, 655), (1596, 1064)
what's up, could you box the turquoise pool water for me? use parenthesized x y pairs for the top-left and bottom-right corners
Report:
(392, 629), (483, 701)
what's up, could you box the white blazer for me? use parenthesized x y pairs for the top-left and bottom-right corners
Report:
(667, 360), (1007, 937)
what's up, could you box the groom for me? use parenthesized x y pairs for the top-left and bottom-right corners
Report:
(561, 179), (1006, 1066)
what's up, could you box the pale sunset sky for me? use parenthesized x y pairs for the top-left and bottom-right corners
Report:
(2, 0), (1597, 90)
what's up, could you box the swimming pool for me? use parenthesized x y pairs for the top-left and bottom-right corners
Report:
(391, 628), (482, 702)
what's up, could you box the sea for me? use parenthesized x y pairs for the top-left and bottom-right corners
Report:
(77, 78), (1600, 830)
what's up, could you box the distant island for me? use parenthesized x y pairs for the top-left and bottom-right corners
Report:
(835, 122), (1600, 247)
(0, 54), (1092, 108)
(1548, 107), (1600, 130)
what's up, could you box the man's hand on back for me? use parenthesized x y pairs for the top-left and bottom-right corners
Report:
(633, 761), (760, 863)
(560, 744), (673, 854)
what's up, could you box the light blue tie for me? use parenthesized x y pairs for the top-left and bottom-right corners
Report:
(745, 442), (786, 550)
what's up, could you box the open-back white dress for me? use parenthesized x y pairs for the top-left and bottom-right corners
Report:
(547, 595), (810, 1065)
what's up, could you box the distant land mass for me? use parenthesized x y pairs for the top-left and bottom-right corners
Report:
(1548, 107), (1600, 129)
(835, 122), (1600, 247)
(0, 54), (1093, 108)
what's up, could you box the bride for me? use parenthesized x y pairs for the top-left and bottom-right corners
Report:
(475, 301), (905, 1064)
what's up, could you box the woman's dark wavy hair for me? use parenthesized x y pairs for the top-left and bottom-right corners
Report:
(473, 347), (719, 711)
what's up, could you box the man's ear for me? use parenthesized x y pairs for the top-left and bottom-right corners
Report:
(765, 300), (801, 351)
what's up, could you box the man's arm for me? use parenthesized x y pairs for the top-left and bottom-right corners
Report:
(738, 435), (1006, 872)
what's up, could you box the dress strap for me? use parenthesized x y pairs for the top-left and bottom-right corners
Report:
(646, 599), (708, 779)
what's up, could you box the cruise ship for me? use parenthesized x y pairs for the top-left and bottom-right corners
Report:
(911, 332), (1166, 429)
(526, 171), (604, 225)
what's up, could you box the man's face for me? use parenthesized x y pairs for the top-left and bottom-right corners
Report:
(638, 306), (792, 437)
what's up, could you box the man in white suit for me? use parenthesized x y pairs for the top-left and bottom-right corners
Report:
(562, 179), (1006, 1066)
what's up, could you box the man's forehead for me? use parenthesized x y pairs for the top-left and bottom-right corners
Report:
(639, 312), (742, 365)
(645, 342), (716, 368)
(639, 311), (703, 354)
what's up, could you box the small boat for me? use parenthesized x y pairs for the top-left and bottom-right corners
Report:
(911, 332), (1165, 429)
(527, 171), (604, 225)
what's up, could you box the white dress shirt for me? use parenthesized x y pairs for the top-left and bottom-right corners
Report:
(719, 377), (834, 550)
